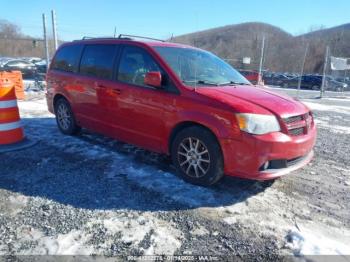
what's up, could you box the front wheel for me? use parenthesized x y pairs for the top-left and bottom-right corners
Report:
(171, 126), (224, 186)
(54, 98), (81, 135)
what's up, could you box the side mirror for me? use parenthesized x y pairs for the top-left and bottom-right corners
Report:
(144, 71), (162, 88)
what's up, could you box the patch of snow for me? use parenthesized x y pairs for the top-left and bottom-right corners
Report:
(92, 214), (183, 255)
(321, 97), (350, 102)
(0, 194), (29, 216)
(18, 99), (52, 118)
(286, 229), (350, 255)
(314, 119), (350, 134)
(145, 223), (182, 255)
(109, 160), (219, 207)
(303, 101), (350, 115)
(17, 228), (93, 255)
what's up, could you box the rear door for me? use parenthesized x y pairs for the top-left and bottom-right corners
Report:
(75, 44), (119, 135)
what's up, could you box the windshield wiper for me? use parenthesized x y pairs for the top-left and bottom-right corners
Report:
(218, 81), (249, 86)
(183, 80), (219, 86)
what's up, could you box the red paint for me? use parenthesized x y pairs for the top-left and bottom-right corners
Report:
(144, 71), (162, 88)
(238, 70), (261, 84)
(46, 39), (316, 180)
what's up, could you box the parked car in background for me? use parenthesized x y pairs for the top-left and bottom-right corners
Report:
(263, 73), (292, 86)
(46, 36), (316, 186)
(281, 75), (348, 91)
(0, 59), (37, 79)
(312, 75), (348, 91)
(238, 70), (261, 84)
(22, 57), (43, 64)
(0, 57), (12, 67)
(34, 60), (47, 74)
(281, 75), (321, 90)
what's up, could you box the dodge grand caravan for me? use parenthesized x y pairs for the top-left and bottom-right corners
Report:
(46, 35), (316, 186)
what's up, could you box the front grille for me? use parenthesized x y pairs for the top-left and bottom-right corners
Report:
(284, 115), (303, 124)
(283, 113), (313, 136)
(289, 127), (304, 136)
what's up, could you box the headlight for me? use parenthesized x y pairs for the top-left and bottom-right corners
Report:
(235, 113), (280, 135)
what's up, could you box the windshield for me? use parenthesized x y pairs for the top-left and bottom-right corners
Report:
(154, 46), (251, 87)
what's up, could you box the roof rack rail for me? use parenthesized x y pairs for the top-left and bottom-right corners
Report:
(78, 35), (166, 42)
(118, 34), (166, 42)
(82, 36), (95, 40)
(81, 36), (116, 40)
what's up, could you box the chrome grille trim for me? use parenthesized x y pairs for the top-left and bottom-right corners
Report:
(283, 113), (312, 136)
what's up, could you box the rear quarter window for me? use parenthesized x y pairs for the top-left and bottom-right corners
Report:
(51, 44), (83, 73)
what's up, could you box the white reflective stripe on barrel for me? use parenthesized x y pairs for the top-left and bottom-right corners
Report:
(0, 100), (17, 109)
(0, 121), (22, 131)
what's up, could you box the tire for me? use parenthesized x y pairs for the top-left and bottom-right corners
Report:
(283, 83), (289, 89)
(54, 98), (81, 135)
(171, 126), (224, 186)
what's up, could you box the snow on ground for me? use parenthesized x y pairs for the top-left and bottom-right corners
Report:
(1, 93), (349, 257)
(303, 101), (350, 116)
(314, 119), (350, 134)
(286, 229), (350, 256)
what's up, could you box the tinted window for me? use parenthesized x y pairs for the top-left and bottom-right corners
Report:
(118, 46), (161, 86)
(80, 44), (117, 79)
(51, 44), (83, 72)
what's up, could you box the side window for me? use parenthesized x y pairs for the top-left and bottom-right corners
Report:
(117, 46), (161, 86)
(79, 44), (117, 79)
(51, 44), (83, 73)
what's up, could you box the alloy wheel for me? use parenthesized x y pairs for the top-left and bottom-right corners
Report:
(57, 103), (71, 130)
(177, 137), (210, 178)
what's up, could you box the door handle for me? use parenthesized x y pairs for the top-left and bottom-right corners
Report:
(112, 89), (121, 95)
(97, 84), (107, 89)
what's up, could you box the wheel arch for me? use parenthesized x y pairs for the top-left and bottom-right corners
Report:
(168, 121), (222, 156)
(53, 93), (68, 108)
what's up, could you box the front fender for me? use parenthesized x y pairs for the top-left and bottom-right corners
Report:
(165, 109), (240, 153)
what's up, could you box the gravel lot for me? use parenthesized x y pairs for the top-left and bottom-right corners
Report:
(0, 88), (349, 260)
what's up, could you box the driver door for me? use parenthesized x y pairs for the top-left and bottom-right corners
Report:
(113, 45), (177, 153)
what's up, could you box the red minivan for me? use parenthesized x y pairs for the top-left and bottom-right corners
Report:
(46, 36), (316, 186)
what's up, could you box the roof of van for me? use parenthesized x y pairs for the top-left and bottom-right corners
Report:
(69, 38), (197, 49)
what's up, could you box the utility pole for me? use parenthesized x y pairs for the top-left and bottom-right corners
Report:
(258, 35), (265, 85)
(51, 10), (58, 50)
(297, 43), (309, 99)
(320, 46), (330, 98)
(114, 26), (117, 38)
(42, 14), (50, 72)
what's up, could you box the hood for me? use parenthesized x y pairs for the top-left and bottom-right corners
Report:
(195, 85), (309, 117)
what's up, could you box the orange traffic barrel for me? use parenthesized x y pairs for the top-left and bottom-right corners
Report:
(0, 71), (25, 100)
(0, 81), (36, 153)
(0, 82), (24, 144)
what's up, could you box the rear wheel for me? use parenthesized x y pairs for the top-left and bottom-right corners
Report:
(171, 126), (224, 186)
(54, 98), (81, 135)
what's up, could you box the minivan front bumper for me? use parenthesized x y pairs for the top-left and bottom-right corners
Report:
(221, 124), (316, 180)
